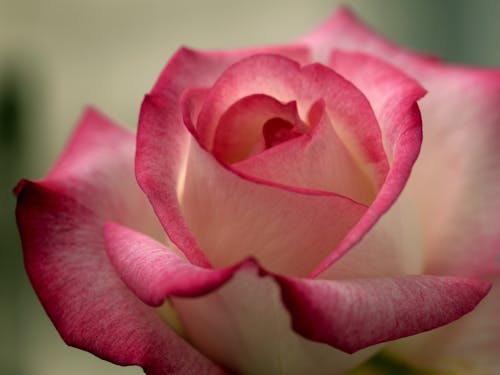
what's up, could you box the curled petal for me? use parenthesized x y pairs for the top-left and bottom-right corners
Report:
(15, 109), (225, 374)
(278, 273), (491, 353)
(104, 223), (490, 370)
(104, 221), (237, 306)
(388, 278), (500, 373)
(196, 54), (388, 192)
(137, 47), (308, 266)
(313, 52), (425, 278)
(303, 8), (500, 367)
(298, 7), (431, 65)
(212, 94), (301, 164)
(179, 127), (367, 276)
(233, 99), (376, 203)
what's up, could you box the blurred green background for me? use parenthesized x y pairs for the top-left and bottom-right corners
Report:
(1, 0), (499, 374)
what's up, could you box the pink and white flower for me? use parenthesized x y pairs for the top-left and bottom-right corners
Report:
(16, 8), (499, 375)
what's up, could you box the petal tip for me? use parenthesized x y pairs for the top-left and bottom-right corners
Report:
(13, 178), (28, 197)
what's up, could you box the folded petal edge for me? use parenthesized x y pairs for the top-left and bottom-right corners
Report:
(104, 223), (491, 353)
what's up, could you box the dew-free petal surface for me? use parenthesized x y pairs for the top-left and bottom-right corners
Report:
(15, 109), (226, 374)
(302, 8), (500, 368)
(137, 47), (309, 267)
(103, 223), (490, 373)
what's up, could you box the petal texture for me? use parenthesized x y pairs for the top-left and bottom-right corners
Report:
(212, 94), (302, 163)
(177, 110), (367, 276)
(104, 223), (376, 374)
(233, 99), (375, 203)
(15, 109), (225, 375)
(300, 8), (500, 368)
(136, 47), (309, 267)
(103, 223), (490, 373)
(313, 51), (425, 279)
(388, 278), (500, 374)
(196, 54), (389, 199)
(298, 7), (431, 65)
(104, 222), (237, 306)
(279, 274), (490, 354)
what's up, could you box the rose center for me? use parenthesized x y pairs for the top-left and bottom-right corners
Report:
(211, 94), (309, 164)
(262, 117), (304, 149)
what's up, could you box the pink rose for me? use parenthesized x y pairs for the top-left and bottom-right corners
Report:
(16, 8), (499, 375)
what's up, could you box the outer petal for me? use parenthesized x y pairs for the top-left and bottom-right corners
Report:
(407, 70), (500, 278)
(301, 8), (500, 367)
(387, 278), (500, 374)
(172, 267), (375, 375)
(103, 223), (490, 374)
(136, 46), (309, 266)
(15, 109), (225, 375)
(313, 52), (425, 278)
(104, 221), (237, 306)
(104, 223), (376, 374)
(301, 6), (500, 279)
(298, 7), (433, 66)
(278, 274), (490, 354)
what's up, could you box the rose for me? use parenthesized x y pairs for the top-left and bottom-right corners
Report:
(15, 7), (499, 375)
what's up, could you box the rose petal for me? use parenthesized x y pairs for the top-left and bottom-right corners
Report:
(406, 70), (500, 279)
(301, 7), (500, 279)
(278, 273), (490, 354)
(179, 117), (367, 276)
(180, 87), (209, 138)
(196, 54), (302, 150)
(302, 8), (500, 367)
(387, 278), (500, 373)
(137, 47), (309, 266)
(103, 223), (490, 372)
(15, 109), (225, 374)
(298, 7), (433, 65)
(312, 52), (425, 278)
(212, 94), (300, 164)
(152, 46), (310, 97)
(103, 223), (376, 374)
(233, 99), (376, 204)
(104, 221), (237, 306)
(172, 267), (375, 375)
(196, 54), (388, 191)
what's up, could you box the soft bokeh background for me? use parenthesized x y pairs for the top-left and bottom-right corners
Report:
(1, 0), (499, 374)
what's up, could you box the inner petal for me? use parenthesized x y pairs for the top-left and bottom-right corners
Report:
(233, 100), (377, 204)
(263, 117), (304, 149)
(212, 94), (303, 164)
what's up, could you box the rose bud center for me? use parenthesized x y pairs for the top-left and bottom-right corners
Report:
(212, 94), (309, 164)
(263, 117), (306, 149)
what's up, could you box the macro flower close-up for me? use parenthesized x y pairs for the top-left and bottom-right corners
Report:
(11, 4), (500, 375)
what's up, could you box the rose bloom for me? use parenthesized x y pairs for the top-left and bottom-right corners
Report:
(15, 8), (500, 375)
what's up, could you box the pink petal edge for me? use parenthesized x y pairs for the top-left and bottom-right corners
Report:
(143, 93), (368, 276)
(301, 7), (500, 369)
(312, 52), (425, 277)
(104, 222), (491, 354)
(15, 109), (226, 375)
(136, 47), (309, 267)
